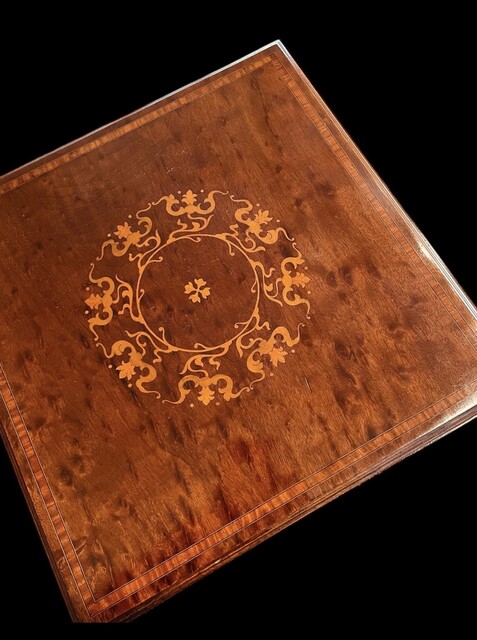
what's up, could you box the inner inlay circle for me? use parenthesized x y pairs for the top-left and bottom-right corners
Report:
(138, 235), (258, 352)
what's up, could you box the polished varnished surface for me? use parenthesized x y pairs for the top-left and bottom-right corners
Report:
(0, 43), (476, 622)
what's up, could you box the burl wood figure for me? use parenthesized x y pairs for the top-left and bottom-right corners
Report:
(0, 42), (476, 622)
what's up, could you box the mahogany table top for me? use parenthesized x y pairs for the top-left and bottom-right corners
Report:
(1, 42), (475, 622)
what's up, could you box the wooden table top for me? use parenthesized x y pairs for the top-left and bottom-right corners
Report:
(1, 41), (476, 622)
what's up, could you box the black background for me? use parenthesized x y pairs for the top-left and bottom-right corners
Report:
(1, 11), (475, 627)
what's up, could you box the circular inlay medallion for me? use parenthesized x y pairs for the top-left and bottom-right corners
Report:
(84, 190), (311, 406)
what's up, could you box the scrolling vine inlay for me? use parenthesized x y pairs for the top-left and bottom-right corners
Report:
(85, 189), (311, 406)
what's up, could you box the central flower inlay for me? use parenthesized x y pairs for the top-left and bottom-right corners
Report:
(184, 278), (210, 304)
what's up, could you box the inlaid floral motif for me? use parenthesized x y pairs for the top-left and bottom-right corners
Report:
(184, 278), (210, 303)
(85, 190), (311, 406)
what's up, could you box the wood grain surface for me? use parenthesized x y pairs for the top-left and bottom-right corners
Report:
(0, 42), (476, 623)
